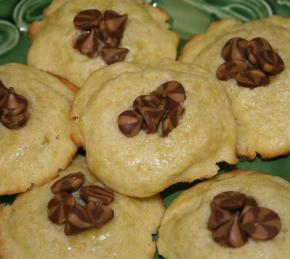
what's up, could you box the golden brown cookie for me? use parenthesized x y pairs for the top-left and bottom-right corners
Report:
(72, 60), (237, 197)
(0, 156), (164, 259)
(180, 16), (290, 159)
(0, 64), (77, 195)
(27, 0), (179, 87)
(158, 170), (290, 259)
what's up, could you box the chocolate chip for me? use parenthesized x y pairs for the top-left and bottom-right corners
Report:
(1, 111), (29, 129)
(154, 81), (186, 110)
(0, 87), (29, 129)
(73, 9), (103, 30)
(208, 203), (233, 230)
(256, 49), (285, 75)
(85, 201), (114, 228)
(240, 196), (258, 217)
(101, 47), (128, 64)
(222, 37), (248, 62)
(99, 20), (119, 47)
(118, 110), (143, 138)
(213, 191), (247, 210)
(51, 172), (85, 194)
(247, 37), (272, 64)
(227, 213), (248, 248)
(236, 69), (269, 88)
(47, 192), (76, 224)
(162, 105), (184, 137)
(133, 95), (164, 134)
(79, 185), (115, 205)
(216, 61), (248, 81)
(212, 217), (233, 247)
(64, 204), (94, 235)
(242, 207), (281, 240)
(0, 80), (8, 108)
(1, 88), (28, 116)
(212, 213), (247, 248)
(100, 10), (127, 47)
(73, 30), (99, 58)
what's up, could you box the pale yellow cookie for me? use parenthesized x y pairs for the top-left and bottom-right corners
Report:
(27, 0), (179, 87)
(73, 61), (237, 197)
(0, 64), (77, 195)
(180, 16), (290, 159)
(158, 170), (290, 259)
(0, 156), (164, 259)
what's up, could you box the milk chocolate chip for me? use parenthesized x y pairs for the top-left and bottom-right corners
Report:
(85, 201), (114, 228)
(155, 81), (186, 110)
(118, 110), (143, 138)
(0, 80), (8, 108)
(73, 9), (103, 30)
(51, 172), (85, 194)
(247, 37), (272, 64)
(80, 185), (115, 204)
(162, 105), (184, 137)
(0, 87), (29, 129)
(222, 37), (248, 62)
(73, 30), (99, 58)
(47, 193), (76, 224)
(256, 49), (284, 75)
(100, 10), (128, 47)
(208, 203), (233, 230)
(64, 204), (94, 235)
(236, 69), (269, 88)
(242, 207), (281, 240)
(133, 95), (164, 134)
(216, 61), (248, 81)
(213, 191), (246, 210)
(101, 47), (129, 65)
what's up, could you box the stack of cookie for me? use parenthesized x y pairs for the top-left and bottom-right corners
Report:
(0, 0), (289, 258)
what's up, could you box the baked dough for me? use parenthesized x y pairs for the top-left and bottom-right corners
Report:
(27, 0), (179, 87)
(0, 156), (164, 259)
(158, 170), (290, 259)
(180, 16), (290, 159)
(0, 64), (77, 195)
(72, 60), (237, 197)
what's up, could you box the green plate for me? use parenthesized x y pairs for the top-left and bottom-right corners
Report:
(0, 0), (289, 258)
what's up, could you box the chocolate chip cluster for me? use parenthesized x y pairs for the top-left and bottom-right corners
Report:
(216, 37), (284, 88)
(208, 191), (281, 248)
(0, 80), (29, 129)
(118, 81), (186, 138)
(47, 172), (114, 235)
(73, 9), (128, 64)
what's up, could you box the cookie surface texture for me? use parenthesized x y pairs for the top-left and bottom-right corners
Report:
(180, 17), (290, 159)
(73, 61), (237, 197)
(0, 156), (164, 259)
(158, 170), (290, 259)
(27, 0), (179, 87)
(0, 64), (77, 195)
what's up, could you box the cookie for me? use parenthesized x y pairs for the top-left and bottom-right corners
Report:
(158, 170), (290, 259)
(27, 0), (179, 87)
(0, 64), (77, 195)
(0, 156), (164, 259)
(179, 16), (290, 159)
(72, 60), (237, 197)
